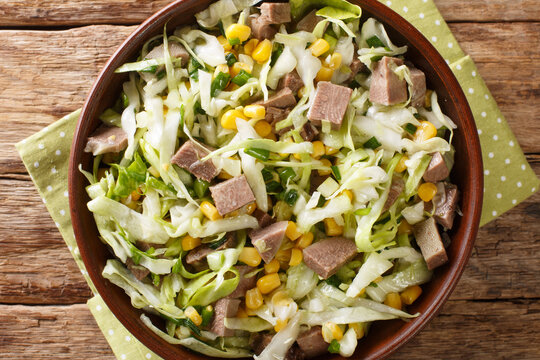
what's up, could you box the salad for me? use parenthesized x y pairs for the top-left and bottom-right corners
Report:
(82, 0), (460, 358)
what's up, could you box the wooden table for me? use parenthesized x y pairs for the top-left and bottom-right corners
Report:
(0, 1), (538, 358)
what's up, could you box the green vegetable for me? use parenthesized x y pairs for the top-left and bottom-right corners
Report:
(265, 181), (283, 194)
(354, 208), (371, 216)
(284, 189), (299, 206)
(290, 0), (361, 20)
(363, 136), (382, 149)
(328, 339), (341, 354)
(278, 167), (296, 185)
(366, 35), (385, 48)
(331, 165), (341, 180)
(208, 234), (229, 249)
(225, 52), (238, 66)
(217, 20), (226, 37)
(404, 123), (417, 135)
(270, 42), (284, 67)
(326, 275), (342, 287)
(194, 179), (210, 198)
(194, 100), (206, 115)
(244, 148), (270, 161)
(210, 71), (231, 97)
(261, 168), (274, 182)
(188, 56), (204, 80)
(140, 65), (158, 73)
(152, 273), (161, 286)
(231, 69), (252, 86)
(437, 126), (448, 138)
(122, 92), (129, 108)
(164, 316), (201, 336)
(228, 37), (241, 46)
(201, 305), (214, 327)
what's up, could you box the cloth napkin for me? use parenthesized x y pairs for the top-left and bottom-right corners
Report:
(15, 0), (539, 359)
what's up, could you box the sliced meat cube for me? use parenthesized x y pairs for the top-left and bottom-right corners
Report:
(248, 14), (277, 40)
(185, 233), (236, 271)
(423, 152), (450, 183)
(307, 81), (353, 131)
(409, 67), (426, 108)
(266, 106), (291, 125)
(413, 217), (448, 270)
(210, 175), (256, 216)
(296, 326), (328, 358)
(252, 208), (276, 228)
(250, 333), (305, 359)
(209, 298), (241, 336)
(261, 88), (297, 109)
(259, 3), (291, 24)
(250, 221), (289, 263)
(126, 258), (150, 281)
(369, 56), (408, 105)
(135, 241), (164, 252)
(278, 69), (304, 94)
(433, 183), (459, 229)
(171, 140), (218, 182)
(299, 122), (319, 142)
(303, 237), (357, 279)
(84, 125), (128, 155)
(227, 265), (258, 298)
(347, 56), (365, 83)
(296, 9), (324, 32)
(383, 176), (405, 212)
(145, 42), (189, 66)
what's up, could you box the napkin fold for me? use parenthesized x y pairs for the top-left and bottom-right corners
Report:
(15, 0), (539, 359)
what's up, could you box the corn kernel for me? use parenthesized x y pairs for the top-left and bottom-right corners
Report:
(297, 232), (314, 249)
(225, 23), (251, 42)
(274, 318), (288, 332)
(374, 276), (383, 283)
(200, 201), (222, 221)
(401, 285), (422, 305)
(264, 259), (280, 274)
(397, 220), (413, 235)
(184, 306), (202, 326)
(395, 155), (408, 173)
(298, 86), (308, 98)
(425, 89), (433, 108)
(289, 248), (303, 266)
(245, 305), (258, 316)
(243, 38), (259, 56)
(217, 35), (232, 51)
(252, 39), (272, 63)
(213, 63), (230, 78)
(418, 182), (438, 202)
(309, 39), (330, 57)
(318, 158), (332, 176)
(245, 287), (264, 309)
(239, 247), (262, 267)
(221, 109), (247, 130)
(325, 145), (340, 156)
(218, 170), (233, 180)
(413, 120), (437, 142)
(327, 52), (342, 70)
(324, 217), (344, 236)
(236, 307), (249, 318)
(384, 292), (402, 310)
(271, 291), (290, 306)
(342, 189), (354, 202)
(257, 273), (281, 294)
(125, 200), (138, 210)
(292, 152), (303, 161)
(315, 66), (334, 82)
(349, 323), (365, 339)
(311, 140), (325, 160)
(244, 105), (266, 120)
(285, 221), (302, 241)
(130, 189), (141, 201)
(231, 62), (252, 77)
(245, 202), (257, 215)
(265, 132), (277, 141)
(182, 235), (201, 251)
(322, 322), (344, 343)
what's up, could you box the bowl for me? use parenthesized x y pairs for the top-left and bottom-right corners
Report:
(68, 0), (483, 358)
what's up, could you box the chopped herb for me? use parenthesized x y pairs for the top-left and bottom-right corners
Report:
(270, 43), (284, 67)
(164, 316), (201, 336)
(187, 187), (197, 199)
(210, 71), (231, 97)
(369, 282), (378, 288)
(156, 69), (166, 80)
(217, 20), (226, 37)
(201, 305), (214, 327)
(354, 208), (371, 216)
(348, 79), (361, 89)
(370, 55), (383, 62)
(363, 136), (382, 149)
(228, 37), (241, 46)
(194, 100), (206, 115)
(317, 195), (327, 207)
(331, 165), (341, 180)
(225, 52), (238, 66)
(231, 69), (252, 86)
(278, 167), (296, 184)
(171, 258), (182, 273)
(437, 126), (448, 138)
(265, 181), (283, 194)
(325, 275), (341, 287)
(151, 273), (160, 286)
(261, 168), (274, 182)
(121, 91), (129, 108)
(284, 189), (299, 206)
(374, 214), (390, 225)
(194, 179), (210, 198)
(140, 65), (158, 73)
(413, 113), (423, 120)
(404, 123), (417, 135)
(208, 235), (228, 249)
(188, 57), (204, 80)
(366, 35), (385, 48)
(328, 339), (341, 354)
(130, 251), (141, 265)
(146, 247), (155, 255)
(244, 148), (270, 161)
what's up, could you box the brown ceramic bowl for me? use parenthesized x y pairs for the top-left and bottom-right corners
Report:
(69, 0), (483, 359)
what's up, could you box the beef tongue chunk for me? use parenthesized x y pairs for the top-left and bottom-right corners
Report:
(383, 176), (405, 212)
(171, 140), (218, 182)
(145, 42), (189, 66)
(250, 221), (289, 263)
(84, 125), (128, 155)
(185, 233), (236, 271)
(409, 67), (427, 108)
(227, 265), (258, 299)
(209, 175), (256, 216)
(252, 208), (276, 228)
(369, 56), (408, 105)
(423, 152), (450, 183)
(303, 237), (357, 279)
(347, 55), (366, 83)
(430, 183), (459, 229)
(278, 69), (304, 93)
(299, 122), (319, 142)
(296, 326), (328, 359)
(296, 9), (324, 32)
(413, 217), (448, 270)
(248, 14), (277, 40)
(209, 298), (240, 336)
(259, 88), (297, 109)
(307, 81), (353, 131)
(259, 3), (291, 24)
(126, 258), (150, 281)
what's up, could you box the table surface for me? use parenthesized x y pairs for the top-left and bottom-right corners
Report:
(0, 0), (539, 359)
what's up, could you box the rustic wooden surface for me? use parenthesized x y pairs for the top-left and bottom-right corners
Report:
(0, 0), (539, 359)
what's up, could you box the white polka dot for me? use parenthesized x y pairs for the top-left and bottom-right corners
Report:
(532, 187), (537, 193)
(64, 190), (68, 197)
(497, 117), (502, 123)
(484, 94), (489, 100)
(456, 64), (462, 70)
(484, 169), (490, 175)
(468, 88), (474, 94)
(505, 158), (511, 164)
(419, 13), (425, 18)
(54, 222), (60, 227)
(60, 209), (66, 216)
(125, 335), (131, 342)
(38, 143), (44, 149)
(512, 199), (517, 205)
(42, 198), (46, 204)
(445, 59), (450, 65)
(478, 129), (483, 135)
(386, 0), (391, 5)
(500, 176), (506, 182)
(121, 355), (126, 360)
(55, 149), (61, 156)
(51, 167), (57, 174)
(517, 181), (522, 188)
(496, 193), (502, 199)
(34, 161), (39, 168)
(472, 71), (477, 77)
(96, 305), (102, 311)
(488, 152), (494, 158)
(60, 131), (65, 138)
(403, 6), (408, 12)
(448, 42), (453, 48)
(493, 135), (498, 141)
(509, 140), (514, 147)
(423, 0), (427, 2)
(74, 247), (79, 255)
(146, 354), (152, 359)
(68, 245), (72, 251)
(521, 164), (526, 170)
(108, 329), (114, 336)
(435, 19), (441, 25)
(47, 185), (52, 191)
(492, 210), (497, 216)
(431, 36), (437, 42)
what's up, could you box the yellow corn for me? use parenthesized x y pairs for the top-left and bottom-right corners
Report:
(322, 322), (344, 343)
(297, 232), (314, 249)
(315, 66), (334, 82)
(252, 39), (272, 63)
(274, 318), (288, 332)
(318, 158), (333, 176)
(217, 35), (232, 51)
(418, 182), (438, 202)
(271, 291), (290, 306)
(245, 287), (264, 309)
(243, 38), (259, 56)
(298, 86), (308, 98)
(401, 285), (423, 305)
(414, 120), (437, 142)
(244, 104), (266, 120)
(221, 109), (247, 130)
(245, 305), (258, 316)
(254, 120), (272, 137)
(200, 201), (222, 221)
(309, 39), (330, 57)
(325, 145), (340, 156)
(374, 276), (383, 283)
(342, 189), (354, 202)
(275, 249), (292, 269)
(327, 52), (342, 70)
(285, 221), (302, 241)
(125, 200), (138, 210)
(349, 323), (365, 339)
(425, 89), (433, 108)
(231, 62), (251, 77)
(214, 63), (230, 78)
(225, 23), (251, 42)
(324, 217), (344, 236)
(395, 155), (408, 173)
(236, 306), (249, 318)
(257, 273), (281, 294)
(239, 247), (262, 267)
(265, 132), (277, 141)
(245, 202), (257, 215)
(397, 220), (413, 235)
(311, 140), (325, 159)
(218, 170), (233, 180)
(264, 259), (280, 274)
(384, 292), (402, 310)
(184, 306), (202, 326)
(182, 235), (201, 251)
(289, 248), (303, 266)
(130, 189), (141, 202)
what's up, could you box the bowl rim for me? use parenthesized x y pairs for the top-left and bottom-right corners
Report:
(68, 0), (483, 359)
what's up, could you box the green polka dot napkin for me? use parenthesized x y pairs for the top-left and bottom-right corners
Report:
(15, 0), (539, 359)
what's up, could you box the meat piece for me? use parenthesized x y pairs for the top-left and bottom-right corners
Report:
(432, 183), (459, 229)
(369, 57), (408, 105)
(259, 3), (291, 24)
(278, 69), (304, 93)
(347, 56), (365, 83)
(248, 14), (277, 40)
(299, 122), (320, 142)
(296, 326), (328, 358)
(253, 208), (276, 228)
(303, 237), (357, 279)
(209, 298), (241, 336)
(126, 258), (150, 281)
(409, 67), (426, 108)
(266, 106), (291, 125)
(210, 175), (256, 216)
(135, 241), (164, 252)
(185, 233), (236, 271)
(227, 265), (258, 298)
(423, 152), (449, 183)
(171, 140), (218, 182)
(413, 217), (448, 270)
(250, 221), (289, 263)
(261, 88), (297, 109)
(84, 125), (128, 155)
(296, 9), (324, 32)
(383, 177), (405, 212)
(250, 333), (305, 359)
(145, 42), (189, 66)
(309, 171), (329, 194)
(307, 81), (353, 131)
